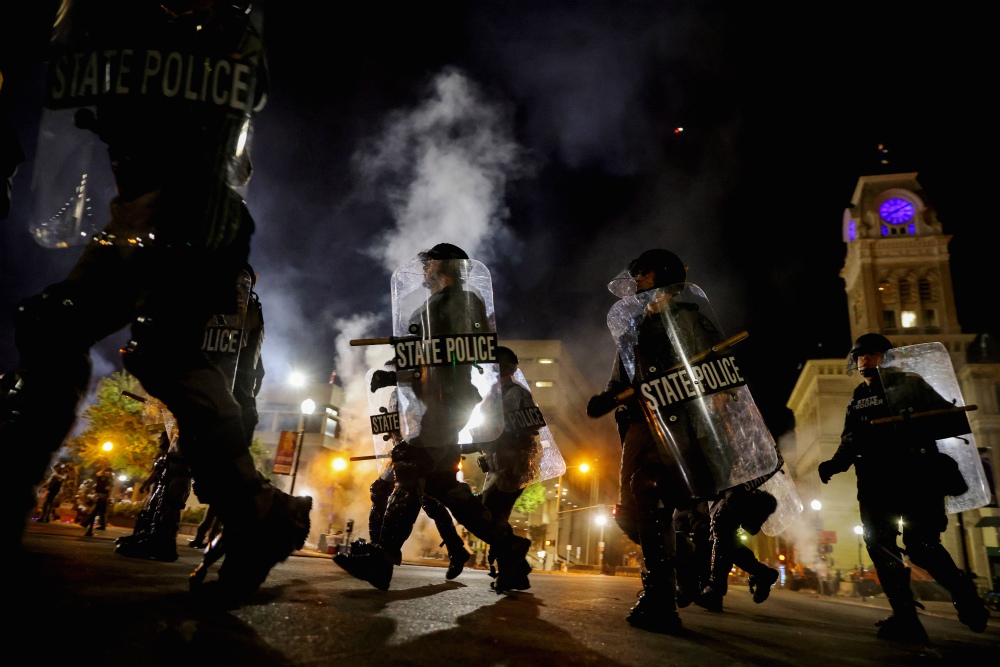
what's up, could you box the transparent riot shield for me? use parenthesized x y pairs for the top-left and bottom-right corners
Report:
(507, 368), (565, 485)
(202, 269), (252, 392)
(389, 256), (502, 447)
(472, 368), (567, 490)
(29, 109), (111, 248)
(879, 342), (989, 513)
(607, 281), (778, 499)
(366, 365), (402, 477)
(759, 469), (804, 537)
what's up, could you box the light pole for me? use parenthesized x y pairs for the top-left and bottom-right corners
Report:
(290, 398), (315, 496)
(595, 513), (608, 567)
(551, 463), (597, 570)
(854, 525), (864, 571)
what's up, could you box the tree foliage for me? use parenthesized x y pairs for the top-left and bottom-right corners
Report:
(513, 482), (546, 516)
(64, 371), (164, 479)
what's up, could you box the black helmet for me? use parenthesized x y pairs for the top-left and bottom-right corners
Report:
(627, 249), (686, 290)
(847, 333), (893, 375)
(419, 243), (469, 261)
(850, 333), (892, 358)
(496, 345), (519, 368)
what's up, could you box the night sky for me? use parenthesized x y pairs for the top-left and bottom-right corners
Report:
(2, 1), (996, 444)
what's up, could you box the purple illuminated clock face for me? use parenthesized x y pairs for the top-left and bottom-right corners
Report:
(879, 197), (915, 224)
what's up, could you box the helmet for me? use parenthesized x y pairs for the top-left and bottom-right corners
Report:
(846, 333), (893, 375)
(627, 249), (686, 291)
(418, 243), (469, 261)
(496, 345), (518, 368)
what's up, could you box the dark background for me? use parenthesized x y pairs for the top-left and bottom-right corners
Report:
(2, 1), (996, 441)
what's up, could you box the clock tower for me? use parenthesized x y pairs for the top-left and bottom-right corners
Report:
(840, 172), (975, 366)
(786, 172), (999, 590)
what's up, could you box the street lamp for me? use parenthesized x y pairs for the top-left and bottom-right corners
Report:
(552, 462), (597, 570)
(853, 525), (864, 570)
(290, 398), (315, 495)
(595, 513), (608, 566)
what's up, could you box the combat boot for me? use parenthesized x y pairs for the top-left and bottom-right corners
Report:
(333, 544), (394, 591)
(628, 570), (683, 634)
(492, 535), (532, 593)
(953, 580), (990, 633)
(875, 612), (929, 644)
(445, 545), (471, 580)
(695, 584), (724, 612)
(876, 568), (929, 644)
(207, 487), (312, 606)
(115, 533), (179, 562)
(749, 566), (780, 604)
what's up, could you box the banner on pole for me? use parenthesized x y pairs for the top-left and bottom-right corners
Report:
(273, 430), (298, 475)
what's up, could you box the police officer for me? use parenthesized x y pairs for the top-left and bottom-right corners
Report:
(356, 360), (471, 580)
(0, 2), (310, 605)
(818, 333), (990, 642)
(587, 248), (719, 634)
(335, 244), (531, 592)
(116, 430), (190, 561)
(474, 346), (544, 578)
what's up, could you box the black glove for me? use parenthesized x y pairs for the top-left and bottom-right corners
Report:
(818, 460), (836, 484)
(370, 370), (397, 392)
(587, 391), (619, 418)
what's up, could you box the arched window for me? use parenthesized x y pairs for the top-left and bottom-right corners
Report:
(919, 277), (936, 303)
(878, 279), (896, 305)
(898, 278), (915, 305)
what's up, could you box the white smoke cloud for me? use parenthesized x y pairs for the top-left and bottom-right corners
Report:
(353, 67), (528, 271)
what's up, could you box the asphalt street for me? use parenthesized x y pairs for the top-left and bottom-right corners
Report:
(14, 520), (1000, 667)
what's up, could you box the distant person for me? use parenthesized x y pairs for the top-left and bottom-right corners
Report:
(818, 333), (989, 643)
(39, 463), (68, 523)
(82, 466), (113, 537)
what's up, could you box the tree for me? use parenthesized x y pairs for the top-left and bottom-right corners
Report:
(513, 482), (545, 516)
(64, 371), (164, 479)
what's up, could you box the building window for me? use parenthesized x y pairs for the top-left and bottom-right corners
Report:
(923, 309), (937, 327)
(901, 310), (917, 328)
(898, 278), (914, 305)
(878, 280), (896, 305)
(919, 277), (936, 302)
(882, 310), (897, 328)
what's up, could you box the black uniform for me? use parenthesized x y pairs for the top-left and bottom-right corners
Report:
(1, 2), (310, 604)
(602, 300), (721, 631)
(820, 368), (988, 637)
(335, 252), (529, 592)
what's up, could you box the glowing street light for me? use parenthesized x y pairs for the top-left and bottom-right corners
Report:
(290, 398), (316, 495)
(332, 456), (347, 472)
(102, 441), (113, 452)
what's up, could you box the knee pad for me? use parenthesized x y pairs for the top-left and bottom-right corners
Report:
(629, 467), (662, 510)
(370, 476), (394, 503)
(865, 525), (904, 572)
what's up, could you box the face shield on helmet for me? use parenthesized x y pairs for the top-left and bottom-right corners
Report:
(846, 333), (893, 376)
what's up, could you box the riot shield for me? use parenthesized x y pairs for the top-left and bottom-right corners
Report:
(389, 256), (503, 447)
(504, 368), (565, 485)
(202, 269), (252, 392)
(366, 365), (402, 477)
(37, 2), (264, 249)
(473, 367), (567, 490)
(29, 109), (111, 248)
(759, 469), (804, 537)
(878, 342), (989, 513)
(607, 281), (778, 499)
